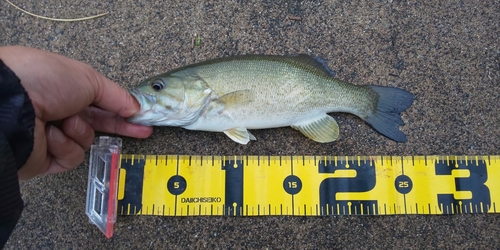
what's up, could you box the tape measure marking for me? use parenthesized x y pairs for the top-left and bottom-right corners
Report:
(114, 155), (500, 216)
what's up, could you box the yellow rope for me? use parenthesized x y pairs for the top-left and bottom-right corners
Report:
(5, 0), (108, 22)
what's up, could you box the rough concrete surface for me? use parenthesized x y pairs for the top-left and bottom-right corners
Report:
(1, 0), (500, 248)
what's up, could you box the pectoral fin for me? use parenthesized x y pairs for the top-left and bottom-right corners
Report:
(216, 90), (254, 109)
(291, 115), (339, 143)
(223, 127), (257, 144)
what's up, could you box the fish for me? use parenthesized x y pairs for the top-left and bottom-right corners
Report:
(128, 54), (414, 144)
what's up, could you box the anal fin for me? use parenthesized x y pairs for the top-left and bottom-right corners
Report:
(291, 115), (339, 143)
(223, 127), (256, 144)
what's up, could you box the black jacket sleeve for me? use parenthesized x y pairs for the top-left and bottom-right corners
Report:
(0, 59), (35, 248)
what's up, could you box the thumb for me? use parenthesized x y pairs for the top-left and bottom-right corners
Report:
(90, 74), (142, 118)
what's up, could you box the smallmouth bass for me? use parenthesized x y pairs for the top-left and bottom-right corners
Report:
(128, 54), (414, 144)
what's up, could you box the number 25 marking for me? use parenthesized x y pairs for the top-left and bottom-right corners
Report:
(399, 181), (409, 188)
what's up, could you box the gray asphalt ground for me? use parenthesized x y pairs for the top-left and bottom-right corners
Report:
(1, 0), (500, 248)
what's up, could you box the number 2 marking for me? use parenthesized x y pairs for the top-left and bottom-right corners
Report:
(318, 159), (377, 215)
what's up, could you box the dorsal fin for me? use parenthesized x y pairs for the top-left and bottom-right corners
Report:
(283, 54), (336, 77)
(159, 54), (336, 79)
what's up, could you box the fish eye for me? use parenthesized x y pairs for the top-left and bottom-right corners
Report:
(151, 79), (165, 91)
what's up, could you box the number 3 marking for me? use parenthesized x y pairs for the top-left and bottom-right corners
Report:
(435, 159), (490, 213)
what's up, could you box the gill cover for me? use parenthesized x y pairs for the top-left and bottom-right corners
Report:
(128, 71), (213, 126)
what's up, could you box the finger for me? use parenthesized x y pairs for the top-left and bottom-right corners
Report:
(61, 114), (95, 151)
(91, 77), (142, 118)
(80, 106), (153, 138)
(45, 125), (85, 174)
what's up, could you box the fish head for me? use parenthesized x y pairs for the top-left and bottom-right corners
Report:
(128, 73), (213, 126)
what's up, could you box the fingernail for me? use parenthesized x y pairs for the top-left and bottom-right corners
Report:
(49, 126), (66, 144)
(73, 116), (86, 134)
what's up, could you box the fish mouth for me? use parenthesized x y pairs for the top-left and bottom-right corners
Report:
(128, 89), (159, 124)
(129, 89), (155, 110)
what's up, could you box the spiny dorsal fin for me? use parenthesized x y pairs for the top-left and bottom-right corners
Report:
(163, 54), (336, 79)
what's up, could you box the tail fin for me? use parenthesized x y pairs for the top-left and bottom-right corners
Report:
(364, 85), (414, 142)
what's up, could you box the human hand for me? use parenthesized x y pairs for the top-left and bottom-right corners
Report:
(0, 46), (153, 180)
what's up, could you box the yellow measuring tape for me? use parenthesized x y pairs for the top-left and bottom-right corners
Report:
(85, 137), (500, 238)
(117, 154), (500, 216)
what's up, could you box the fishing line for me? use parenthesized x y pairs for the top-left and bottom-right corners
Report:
(5, 0), (108, 22)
